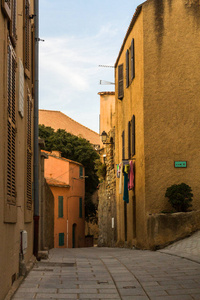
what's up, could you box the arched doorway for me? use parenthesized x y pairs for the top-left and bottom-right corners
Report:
(72, 223), (77, 248)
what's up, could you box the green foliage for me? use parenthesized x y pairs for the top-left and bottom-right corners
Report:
(39, 124), (100, 220)
(165, 183), (193, 212)
(94, 159), (106, 181)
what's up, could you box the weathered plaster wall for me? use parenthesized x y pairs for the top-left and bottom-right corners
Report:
(143, 0), (200, 215)
(115, 10), (145, 246)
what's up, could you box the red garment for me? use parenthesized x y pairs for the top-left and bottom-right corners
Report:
(128, 160), (134, 190)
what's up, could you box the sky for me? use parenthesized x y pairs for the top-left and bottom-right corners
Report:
(39, 0), (143, 133)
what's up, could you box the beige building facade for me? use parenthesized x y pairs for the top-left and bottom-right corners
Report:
(115, 0), (200, 249)
(0, 0), (36, 298)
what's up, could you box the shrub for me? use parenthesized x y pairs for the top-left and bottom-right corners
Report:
(165, 183), (193, 212)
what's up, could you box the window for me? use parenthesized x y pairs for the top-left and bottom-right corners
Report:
(122, 130), (125, 160)
(79, 166), (83, 178)
(79, 198), (82, 218)
(118, 64), (124, 100)
(126, 50), (129, 88)
(24, 0), (31, 77)
(59, 233), (64, 246)
(58, 196), (63, 218)
(7, 37), (16, 205)
(26, 92), (32, 210)
(132, 115), (135, 156)
(131, 39), (135, 81)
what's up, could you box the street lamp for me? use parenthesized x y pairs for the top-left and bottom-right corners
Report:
(101, 131), (113, 144)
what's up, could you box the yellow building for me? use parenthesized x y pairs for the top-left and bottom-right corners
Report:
(115, 0), (200, 249)
(0, 1), (36, 298)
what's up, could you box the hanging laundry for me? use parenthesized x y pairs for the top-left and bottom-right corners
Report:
(123, 171), (129, 203)
(116, 164), (120, 178)
(119, 162), (123, 194)
(128, 160), (135, 190)
(124, 164), (130, 174)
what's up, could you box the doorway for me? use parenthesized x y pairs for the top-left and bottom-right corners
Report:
(72, 223), (77, 248)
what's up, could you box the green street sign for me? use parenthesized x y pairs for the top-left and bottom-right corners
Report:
(174, 161), (187, 168)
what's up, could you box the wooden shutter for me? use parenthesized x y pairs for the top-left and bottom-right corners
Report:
(26, 92), (32, 210)
(58, 196), (63, 218)
(126, 50), (129, 88)
(128, 121), (131, 159)
(131, 39), (135, 81)
(131, 115), (135, 156)
(79, 166), (83, 178)
(7, 38), (16, 205)
(122, 130), (125, 160)
(59, 233), (64, 246)
(118, 64), (124, 100)
(2, 0), (11, 20)
(79, 198), (82, 218)
(18, 59), (24, 117)
(24, 0), (31, 77)
(10, 0), (17, 46)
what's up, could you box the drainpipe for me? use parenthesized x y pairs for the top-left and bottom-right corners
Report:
(33, 0), (39, 258)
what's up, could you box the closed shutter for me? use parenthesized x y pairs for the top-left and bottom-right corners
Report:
(128, 121), (131, 159)
(131, 115), (135, 156)
(26, 92), (32, 210)
(24, 0), (31, 77)
(10, 0), (17, 46)
(131, 39), (135, 81)
(1, 0), (11, 20)
(122, 130), (125, 160)
(18, 59), (24, 117)
(58, 196), (63, 218)
(79, 166), (83, 178)
(126, 50), (129, 88)
(118, 64), (124, 100)
(7, 38), (16, 205)
(79, 198), (82, 218)
(59, 233), (64, 246)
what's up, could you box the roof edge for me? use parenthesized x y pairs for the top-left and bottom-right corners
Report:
(115, 4), (143, 68)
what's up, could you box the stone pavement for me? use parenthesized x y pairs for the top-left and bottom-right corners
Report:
(12, 233), (200, 300)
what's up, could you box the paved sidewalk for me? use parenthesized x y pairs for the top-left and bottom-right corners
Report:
(159, 231), (200, 264)
(12, 243), (200, 300)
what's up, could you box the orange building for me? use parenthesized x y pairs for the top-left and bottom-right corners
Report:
(43, 151), (85, 248)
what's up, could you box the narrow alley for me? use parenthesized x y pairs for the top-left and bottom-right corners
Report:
(12, 232), (200, 300)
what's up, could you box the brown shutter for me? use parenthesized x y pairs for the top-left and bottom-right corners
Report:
(24, 0), (31, 77)
(126, 50), (129, 88)
(7, 38), (16, 205)
(118, 64), (124, 100)
(128, 121), (131, 159)
(10, 0), (17, 46)
(131, 115), (135, 156)
(1, 0), (11, 20)
(122, 130), (125, 160)
(131, 39), (135, 81)
(26, 92), (32, 210)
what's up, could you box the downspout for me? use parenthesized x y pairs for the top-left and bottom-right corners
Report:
(33, 0), (39, 258)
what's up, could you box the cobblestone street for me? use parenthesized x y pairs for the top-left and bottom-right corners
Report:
(12, 232), (200, 300)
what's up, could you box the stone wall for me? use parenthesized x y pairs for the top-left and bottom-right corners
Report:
(98, 129), (117, 247)
(147, 210), (200, 250)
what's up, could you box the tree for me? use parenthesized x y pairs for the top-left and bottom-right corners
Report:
(39, 125), (99, 220)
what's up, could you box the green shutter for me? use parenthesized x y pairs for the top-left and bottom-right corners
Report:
(79, 198), (82, 218)
(58, 196), (63, 218)
(59, 233), (64, 246)
(118, 64), (124, 100)
(79, 166), (83, 178)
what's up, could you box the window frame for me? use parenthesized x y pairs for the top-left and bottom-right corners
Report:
(131, 38), (135, 81)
